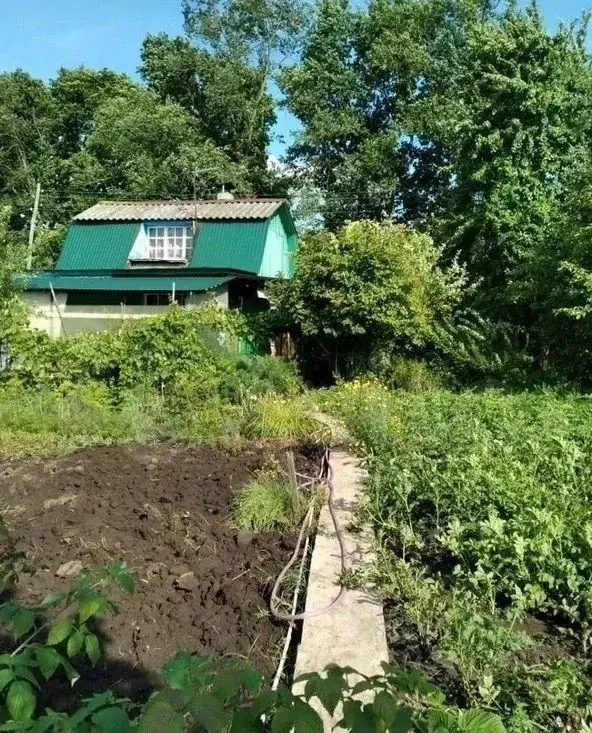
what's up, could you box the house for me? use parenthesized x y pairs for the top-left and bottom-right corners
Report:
(22, 196), (297, 336)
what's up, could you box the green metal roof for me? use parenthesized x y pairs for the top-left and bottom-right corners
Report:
(23, 273), (231, 292)
(191, 220), (269, 274)
(57, 223), (141, 270)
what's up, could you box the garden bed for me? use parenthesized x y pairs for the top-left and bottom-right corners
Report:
(0, 442), (320, 707)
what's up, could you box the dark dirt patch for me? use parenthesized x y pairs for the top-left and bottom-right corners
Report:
(0, 442), (320, 705)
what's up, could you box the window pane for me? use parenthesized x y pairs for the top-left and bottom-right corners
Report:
(157, 227), (165, 237)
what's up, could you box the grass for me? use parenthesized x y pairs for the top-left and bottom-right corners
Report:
(0, 382), (244, 458)
(241, 395), (326, 441)
(326, 382), (592, 731)
(0, 384), (325, 459)
(233, 464), (310, 532)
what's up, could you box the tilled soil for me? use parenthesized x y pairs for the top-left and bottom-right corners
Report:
(0, 442), (320, 704)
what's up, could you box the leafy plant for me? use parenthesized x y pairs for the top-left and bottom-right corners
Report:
(241, 396), (325, 441)
(327, 385), (592, 728)
(0, 560), (134, 726)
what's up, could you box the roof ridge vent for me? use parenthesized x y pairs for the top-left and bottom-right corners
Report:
(216, 185), (235, 201)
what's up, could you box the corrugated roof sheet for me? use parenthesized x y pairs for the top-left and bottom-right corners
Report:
(57, 222), (140, 270)
(191, 220), (269, 274)
(23, 273), (231, 292)
(74, 199), (285, 222)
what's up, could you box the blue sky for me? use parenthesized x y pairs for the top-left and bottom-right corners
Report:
(0, 0), (589, 157)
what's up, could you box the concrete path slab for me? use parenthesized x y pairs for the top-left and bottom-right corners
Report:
(293, 450), (388, 730)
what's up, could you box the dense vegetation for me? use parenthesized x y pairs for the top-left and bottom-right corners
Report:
(2, 0), (592, 383)
(4, 0), (592, 730)
(326, 382), (592, 730)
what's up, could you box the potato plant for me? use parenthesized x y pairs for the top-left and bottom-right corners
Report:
(326, 384), (592, 729)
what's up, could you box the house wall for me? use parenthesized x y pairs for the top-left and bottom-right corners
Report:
(22, 286), (229, 337)
(260, 213), (290, 278)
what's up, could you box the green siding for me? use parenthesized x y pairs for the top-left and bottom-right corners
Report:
(57, 223), (141, 270)
(24, 273), (230, 292)
(260, 213), (288, 278)
(191, 220), (269, 274)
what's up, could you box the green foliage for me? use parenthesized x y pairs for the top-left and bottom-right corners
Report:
(233, 463), (309, 531)
(0, 305), (308, 457)
(241, 396), (324, 440)
(0, 536), (503, 732)
(327, 385), (592, 728)
(366, 355), (444, 392)
(0, 560), (134, 727)
(269, 220), (466, 381)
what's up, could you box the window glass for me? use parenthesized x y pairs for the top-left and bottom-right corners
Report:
(147, 225), (193, 261)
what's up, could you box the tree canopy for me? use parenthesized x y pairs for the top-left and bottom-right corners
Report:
(2, 0), (592, 382)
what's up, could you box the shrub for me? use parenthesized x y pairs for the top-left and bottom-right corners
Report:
(268, 220), (467, 382)
(368, 355), (444, 392)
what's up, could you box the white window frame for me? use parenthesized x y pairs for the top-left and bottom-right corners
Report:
(147, 225), (193, 261)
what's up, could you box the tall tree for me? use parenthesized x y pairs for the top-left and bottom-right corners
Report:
(140, 34), (274, 191)
(281, 0), (460, 228)
(0, 71), (56, 230)
(425, 5), (592, 323)
(80, 86), (249, 198)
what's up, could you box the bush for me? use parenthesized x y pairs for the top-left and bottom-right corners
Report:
(0, 305), (309, 457)
(367, 355), (444, 392)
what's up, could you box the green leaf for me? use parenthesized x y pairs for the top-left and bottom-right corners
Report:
(6, 681), (36, 721)
(271, 707), (295, 733)
(47, 619), (73, 646)
(91, 706), (131, 733)
(39, 592), (65, 609)
(371, 691), (398, 726)
(67, 692), (115, 727)
(189, 692), (229, 732)
(13, 665), (40, 690)
(111, 563), (135, 594)
(35, 647), (61, 680)
(307, 667), (346, 717)
(84, 634), (101, 665)
(0, 668), (14, 692)
(59, 657), (80, 686)
(78, 593), (103, 624)
(0, 604), (18, 623)
(350, 679), (376, 695)
(339, 700), (374, 733)
(247, 690), (278, 720)
(67, 630), (84, 658)
(458, 711), (506, 733)
(391, 707), (414, 732)
(292, 699), (323, 733)
(137, 698), (184, 733)
(229, 708), (263, 733)
(11, 610), (35, 640)
(30, 711), (68, 732)
(162, 651), (192, 690)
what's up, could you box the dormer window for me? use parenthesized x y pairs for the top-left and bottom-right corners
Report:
(147, 225), (193, 261)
